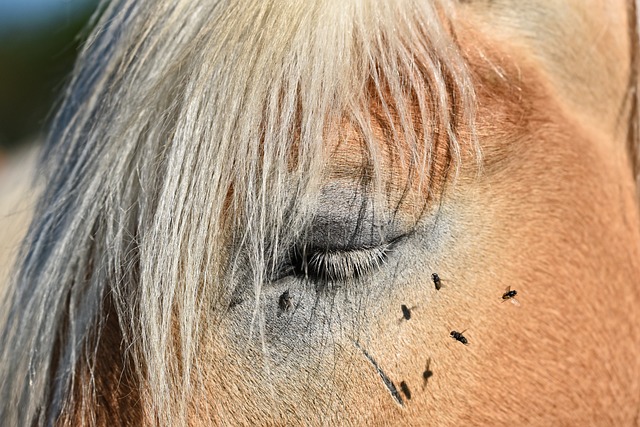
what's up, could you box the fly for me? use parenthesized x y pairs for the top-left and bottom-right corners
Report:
(501, 286), (520, 306)
(450, 329), (469, 345)
(432, 273), (442, 290)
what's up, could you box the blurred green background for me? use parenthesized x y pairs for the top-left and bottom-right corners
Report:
(0, 0), (98, 154)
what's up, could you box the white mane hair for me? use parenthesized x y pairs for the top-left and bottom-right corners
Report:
(0, 0), (487, 424)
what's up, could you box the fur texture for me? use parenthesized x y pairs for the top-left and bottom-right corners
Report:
(0, 0), (639, 425)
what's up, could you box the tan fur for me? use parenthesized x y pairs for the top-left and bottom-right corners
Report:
(401, 15), (640, 424)
(210, 2), (637, 426)
(2, 1), (640, 425)
(186, 2), (640, 426)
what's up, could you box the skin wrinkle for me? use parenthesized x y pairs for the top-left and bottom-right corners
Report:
(306, 182), (414, 250)
(1, 0), (639, 426)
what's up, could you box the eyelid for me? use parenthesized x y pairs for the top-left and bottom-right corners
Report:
(308, 184), (415, 250)
(270, 236), (401, 284)
(302, 243), (391, 282)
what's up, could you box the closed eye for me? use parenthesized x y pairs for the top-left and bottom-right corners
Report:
(276, 241), (395, 283)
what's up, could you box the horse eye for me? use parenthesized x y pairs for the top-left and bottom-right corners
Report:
(281, 243), (393, 283)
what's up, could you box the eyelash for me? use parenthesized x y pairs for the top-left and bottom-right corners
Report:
(282, 242), (393, 283)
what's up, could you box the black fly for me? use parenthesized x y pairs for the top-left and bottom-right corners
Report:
(501, 286), (520, 306)
(278, 290), (293, 314)
(432, 273), (442, 290)
(422, 357), (433, 389)
(399, 381), (412, 400)
(450, 329), (469, 345)
(398, 304), (417, 323)
(401, 304), (411, 320)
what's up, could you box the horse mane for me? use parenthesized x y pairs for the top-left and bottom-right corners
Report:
(5, 0), (639, 425)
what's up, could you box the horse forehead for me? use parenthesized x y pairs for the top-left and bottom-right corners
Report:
(320, 0), (633, 185)
(460, 0), (631, 138)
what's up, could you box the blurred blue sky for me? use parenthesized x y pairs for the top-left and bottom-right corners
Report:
(0, 0), (96, 37)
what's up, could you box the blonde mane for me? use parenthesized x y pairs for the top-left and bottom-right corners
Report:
(0, 0), (480, 424)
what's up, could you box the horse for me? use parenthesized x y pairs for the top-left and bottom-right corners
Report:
(1, 0), (639, 425)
